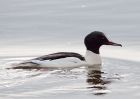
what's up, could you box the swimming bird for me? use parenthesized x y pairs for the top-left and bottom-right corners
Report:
(14, 31), (122, 68)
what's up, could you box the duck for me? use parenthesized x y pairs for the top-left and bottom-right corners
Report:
(13, 31), (122, 68)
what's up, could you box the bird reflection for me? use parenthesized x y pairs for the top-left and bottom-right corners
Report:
(86, 64), (111, 95)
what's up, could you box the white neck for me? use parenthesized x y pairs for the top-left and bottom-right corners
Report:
(85, 50), (102, 65)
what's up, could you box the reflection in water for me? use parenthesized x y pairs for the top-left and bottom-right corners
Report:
(6, 61), (113, 96)
(86, 65), (111, 95)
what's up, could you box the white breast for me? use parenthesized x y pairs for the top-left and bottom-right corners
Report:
(85, 50), (102, 65)
(31, 57), (87, 68)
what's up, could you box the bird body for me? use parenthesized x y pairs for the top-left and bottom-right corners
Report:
(13, 31), (122, 68)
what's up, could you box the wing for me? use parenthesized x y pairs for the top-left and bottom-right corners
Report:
(33, 52), (85, 61)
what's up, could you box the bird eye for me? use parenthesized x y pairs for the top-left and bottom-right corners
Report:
(101, 37), (105, 39)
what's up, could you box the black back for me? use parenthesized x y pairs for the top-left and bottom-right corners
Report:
(34, 52), (85, 61)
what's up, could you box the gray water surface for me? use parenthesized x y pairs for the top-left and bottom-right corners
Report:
(0, 0), (140, 99)
(0, 58), (140, 99)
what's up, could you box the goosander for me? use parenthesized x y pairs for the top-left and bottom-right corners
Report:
(14, 31), (122, 68)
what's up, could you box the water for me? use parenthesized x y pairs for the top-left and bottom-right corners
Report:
(0, 0), (140, 99)
(0, 58), (140, 99)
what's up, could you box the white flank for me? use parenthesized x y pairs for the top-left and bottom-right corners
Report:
(31, 57), (87, 68)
